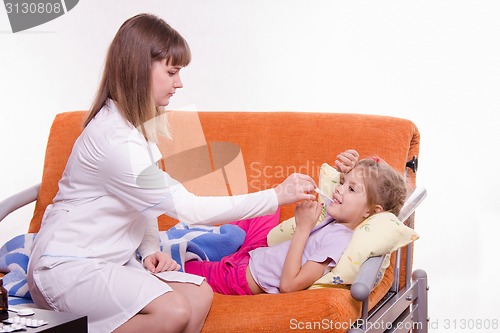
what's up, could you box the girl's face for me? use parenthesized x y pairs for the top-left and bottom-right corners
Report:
(326, 167), (371, 230)
(151, 59), (183, 107)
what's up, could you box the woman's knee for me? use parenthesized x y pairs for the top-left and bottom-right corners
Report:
(168, 281), (213, 325)
(198, 281), (214, 310)
(148, 291), (192, 331)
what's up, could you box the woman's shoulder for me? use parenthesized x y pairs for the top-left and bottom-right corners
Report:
(90, 102), (131, 130)
(80, 101), (160, 165)
(85, 103), (142, 146)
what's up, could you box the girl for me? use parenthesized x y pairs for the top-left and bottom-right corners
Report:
(27, 14), (318, 333)
(185, 157), (407, 295)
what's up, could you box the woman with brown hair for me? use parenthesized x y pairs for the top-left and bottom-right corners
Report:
(27, 13), (318, 333)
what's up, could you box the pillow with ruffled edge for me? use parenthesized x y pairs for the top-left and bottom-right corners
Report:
(266, 163), (419, 288)
(310, 211), (419, 288)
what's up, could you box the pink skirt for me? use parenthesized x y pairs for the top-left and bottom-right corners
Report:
(185, 209), (280, 295)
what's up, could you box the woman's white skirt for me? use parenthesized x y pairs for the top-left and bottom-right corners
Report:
(30, 255), (173, 333)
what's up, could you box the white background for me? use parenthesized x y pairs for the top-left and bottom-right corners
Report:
(1, 1), (499, 331)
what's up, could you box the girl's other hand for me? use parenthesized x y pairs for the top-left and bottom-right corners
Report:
(335, 149), (359, 173)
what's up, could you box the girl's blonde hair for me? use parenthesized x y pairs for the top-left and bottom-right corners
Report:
(355, 157), (407, 216)
(84, 13), (191, 142)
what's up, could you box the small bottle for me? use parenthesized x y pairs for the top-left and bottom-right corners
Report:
(0, 278), (8, 320)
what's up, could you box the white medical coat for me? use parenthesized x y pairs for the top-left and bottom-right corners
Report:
(27, 100), (278, 332)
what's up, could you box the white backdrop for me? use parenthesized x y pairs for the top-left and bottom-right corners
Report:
(1, 1), (499, 331)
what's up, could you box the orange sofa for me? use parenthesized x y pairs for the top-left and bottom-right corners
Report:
(3, 110), (425, 332)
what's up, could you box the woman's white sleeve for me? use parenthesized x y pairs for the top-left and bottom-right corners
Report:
(146, 180), (278, 225)
(101, 135), (279, 225)
(137, 218), (160, 261)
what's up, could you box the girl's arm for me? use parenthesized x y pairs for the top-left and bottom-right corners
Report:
(280, 200), (329, 293)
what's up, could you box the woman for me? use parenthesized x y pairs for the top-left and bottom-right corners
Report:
(27, 14), (318, 333)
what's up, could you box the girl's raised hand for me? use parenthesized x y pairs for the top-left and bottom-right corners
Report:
(294, 200), (323, 231)
(335, 149), (359, 173)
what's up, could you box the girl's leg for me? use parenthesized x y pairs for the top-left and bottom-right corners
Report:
(185, 209), (280, 295)
(231, 208), (281, 250)
(113, 280), (213, 333)
(185, 256), (252, 295)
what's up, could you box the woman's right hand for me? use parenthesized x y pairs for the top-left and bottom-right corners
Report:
(274, 173), (316, 206)
(143, 251), (181, 273)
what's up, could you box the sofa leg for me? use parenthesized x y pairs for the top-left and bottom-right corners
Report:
(412, 269), (428, 333)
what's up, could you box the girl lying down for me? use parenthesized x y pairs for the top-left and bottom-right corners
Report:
(151, 153), (408, 294)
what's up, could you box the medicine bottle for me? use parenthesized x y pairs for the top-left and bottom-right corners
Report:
(0, 278), (8, 320)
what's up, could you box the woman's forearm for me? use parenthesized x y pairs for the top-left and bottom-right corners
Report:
(138, 218), (161, 260)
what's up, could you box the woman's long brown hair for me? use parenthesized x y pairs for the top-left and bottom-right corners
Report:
(84, 13), (191, 141)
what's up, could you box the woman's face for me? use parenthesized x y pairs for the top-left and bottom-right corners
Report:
(151, 59), (183, 107)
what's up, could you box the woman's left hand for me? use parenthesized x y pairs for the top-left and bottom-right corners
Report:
(143, 251), (181, 273)
(274, 173), (317, 206)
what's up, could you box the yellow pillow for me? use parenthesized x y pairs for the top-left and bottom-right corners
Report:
(266, 162), (419, 287)
(311, 211), (419, 288)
